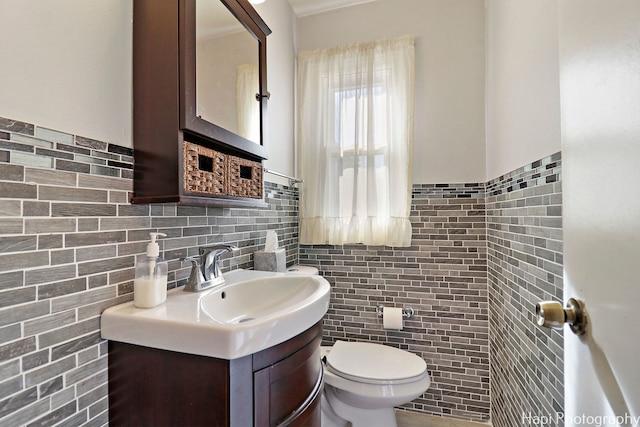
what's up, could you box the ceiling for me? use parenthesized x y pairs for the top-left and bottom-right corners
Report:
(287, 0), (378, 17)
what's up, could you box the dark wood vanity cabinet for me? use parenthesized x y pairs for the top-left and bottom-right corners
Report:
(108, 321), (323, 427)
(132, 0), (271, 207)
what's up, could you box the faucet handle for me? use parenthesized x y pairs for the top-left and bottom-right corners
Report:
(199, 244), (239, 257)
(199, 245), (239, 281)
(180, 256), (206, 292)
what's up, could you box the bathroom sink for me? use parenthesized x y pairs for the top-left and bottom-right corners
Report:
(101, 269), (330, 359)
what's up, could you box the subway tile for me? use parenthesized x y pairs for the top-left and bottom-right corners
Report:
(55, 159), (90, 174)
(0, 398), (50, 427)
(24, 218), (75, 234)
(0, 140), (35, 154)
(65, 231), (126, 247)
(35, 147), (74, 161)
(25, 356), (76, 388)
(51, 332), (102, 362)
(38, 318), (100, 350)
(109, 190), (129, 204)
(0, 118), (34, 135)
(100, 217), (150, 231)
(24, 311), (76, 337)
(10, 134), (51, 148)
(78, 174), (132, 191)
(0, 200), (21, 216)
(11, 152), (55, 169)
(25, 264), (76, 286)
(50, 249), (75, 265)
(35, 127), (74, 145)
(0, 386), (38, 419)
(0, 287), (36, 309)
(117, 203), (149, 217)
(75, 245), (117, 262)
(0, 182), (37, 199)
(90, 164), (120, 177)
(107, 144), (133, 156)
(23, 201), (50, 217)
(64, 356), (107, 386)
(39, 186), (108, 203)
(0, 271), (23, 292)
(0, 375), (23, 401)
(0, 251), (49, 272)
(21, 349), (50, 372)
(51, 202), (117, 217)
(78, 383), (107, 410)
(50, 287), (116, 315)
(0, 337), (37, 362)
(37, 278), (87, 299)
(75, 136), (107, 151)
(0, 163), (24, 181)
(0, 324), (21, 346)
(75, 154), (106, 166)
(0, 236), (36, 253)
(56, 143), (91, 156)
(38, 376), (64, 399)
(25, 168), (76, 186)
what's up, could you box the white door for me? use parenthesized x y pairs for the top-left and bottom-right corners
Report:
(559, 1), (640, 426)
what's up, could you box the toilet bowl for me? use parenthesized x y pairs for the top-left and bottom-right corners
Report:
(320, 341), (430, 427)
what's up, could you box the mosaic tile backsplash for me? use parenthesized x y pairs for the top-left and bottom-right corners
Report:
(299, 156), (563, 424)
(0, 118), (299, 426)
(486, 153), (564, 427)
(0, 116), (565, 426)
(300, 183), (491, 422)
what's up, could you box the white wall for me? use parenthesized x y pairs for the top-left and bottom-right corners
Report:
(485, 0), (561, 181)
(0, 0), (297, 182)
(0, 0), (133, 146)
(254, 0), (298, 183)
(297, 0), (486, 184)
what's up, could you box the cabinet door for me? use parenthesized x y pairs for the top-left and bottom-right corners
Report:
(254, 334), (322, 426)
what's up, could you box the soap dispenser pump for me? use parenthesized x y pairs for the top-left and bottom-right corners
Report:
(134, 232), (168, 308)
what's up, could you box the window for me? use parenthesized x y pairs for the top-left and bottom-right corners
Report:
(298, 36), (415, 246)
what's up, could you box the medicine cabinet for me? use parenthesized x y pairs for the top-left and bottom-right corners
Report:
(131, 0), (271, 207)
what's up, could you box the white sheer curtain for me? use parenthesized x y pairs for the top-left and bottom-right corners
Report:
(237, 63), (259, 143)
(298, 35), (415, 247)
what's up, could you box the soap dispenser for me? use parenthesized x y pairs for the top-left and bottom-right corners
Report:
(134, 232), (168, 308)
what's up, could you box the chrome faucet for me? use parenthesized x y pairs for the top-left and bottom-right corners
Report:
(181, 244), (239, 292)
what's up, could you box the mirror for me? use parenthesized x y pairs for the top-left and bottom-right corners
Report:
(195, 0), (260, 143)
(180, 0), (270, 160)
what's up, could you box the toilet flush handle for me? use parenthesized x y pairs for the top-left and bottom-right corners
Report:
(535, 298), (587, 336)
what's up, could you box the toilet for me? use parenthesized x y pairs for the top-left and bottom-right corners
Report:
(321, 341), (430, 427)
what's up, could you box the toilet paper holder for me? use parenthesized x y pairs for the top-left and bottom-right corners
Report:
(376, 305), (414, 319)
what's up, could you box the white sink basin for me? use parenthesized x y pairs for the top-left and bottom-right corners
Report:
(101, 269), (330, 359)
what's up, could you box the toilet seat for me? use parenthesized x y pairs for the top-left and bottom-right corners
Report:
(325, 341), (427, 385)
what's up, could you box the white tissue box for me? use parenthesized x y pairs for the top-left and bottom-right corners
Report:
(254, 248), (286, 272)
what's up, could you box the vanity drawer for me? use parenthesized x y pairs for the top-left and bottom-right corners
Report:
(254, 331), (322, 427)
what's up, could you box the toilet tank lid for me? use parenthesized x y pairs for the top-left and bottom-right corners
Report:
(326, 341), (427, 383)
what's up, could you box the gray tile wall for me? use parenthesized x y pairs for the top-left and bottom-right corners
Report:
(486, 152), (564, 427)
(299, 184), (491, 422)
(0, 116), (565, 426)
(0, 118), (299, 426)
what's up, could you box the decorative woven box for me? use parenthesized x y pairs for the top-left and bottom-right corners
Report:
(183, 141), (263, 199)
(227, 155), (263, 199)
(183, 141), (226, 196)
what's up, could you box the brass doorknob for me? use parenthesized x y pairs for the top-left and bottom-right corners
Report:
(535, 298), (587, 335)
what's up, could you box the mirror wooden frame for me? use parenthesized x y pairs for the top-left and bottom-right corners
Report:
(180, 0), (270, 160)
(131, 0), (270, 206)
